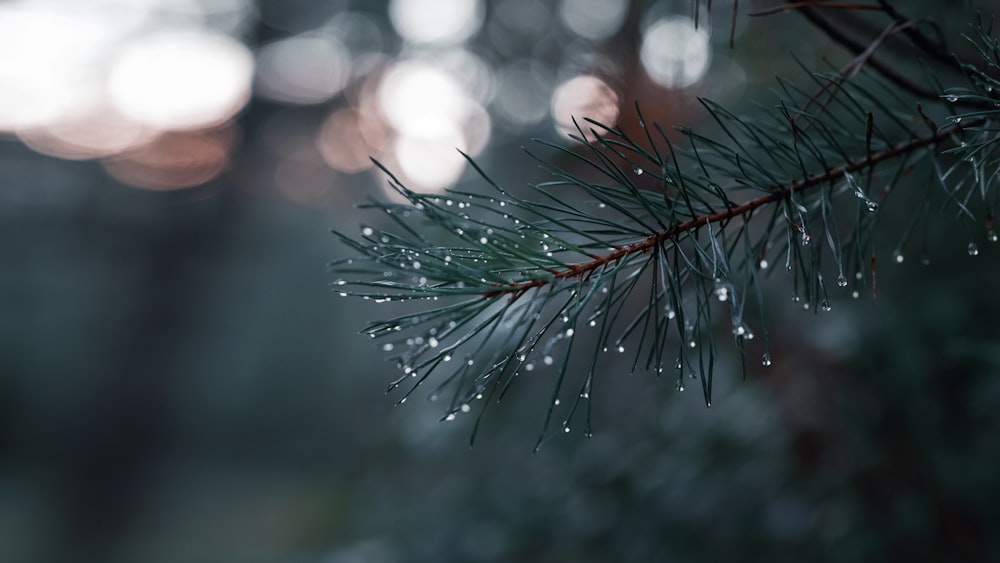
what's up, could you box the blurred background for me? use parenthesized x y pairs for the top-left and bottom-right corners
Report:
(2, 0), (999, 561)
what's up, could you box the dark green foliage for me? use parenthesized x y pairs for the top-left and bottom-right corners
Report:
(333, 9), (1000, 446)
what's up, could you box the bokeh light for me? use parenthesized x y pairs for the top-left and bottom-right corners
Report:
(317, 107), (387, 174)
(101, 126), (235, 190)
(108, 30), (254, 130)
(559, 0), (628, 42)
(0, 4), (112, 131)
(492, 60), (554, 130)
(389, 0), (484, 45)
(394, 126), (468, 191)
(374, 58), (492, 190)
(550, 74), (620, 139)
(17, 100), (154, 161)
(640, 17), (711, 89)
(255, 34), (350, 105)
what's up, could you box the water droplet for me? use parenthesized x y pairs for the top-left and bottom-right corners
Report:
(664, 306), (676, 320)
(382, 343), (394, 352)
(759, 259), (769, 269)
(801, 233), (811, 246)
(989, 230), (998, 243)
(543, 355), (554, 365)
(969, 242), (980, 256)
(950, 116), (962, 124)
(632, 165), (644, 175)
(791, 294), (800, 302)
(460, 403), (471, 413)
(675, 382), (685, 392)
(894, 251), (904, 264)
(837, 274), (848, 287)
(565, 328), (575, 337)
(851, 290), (860, 299)
(525, 363), (535, 371)
(479, 236), (488, 244)
(866, 200), (879, 212)
(589, 320), (597, 327)
(362, 226), (374, 236)
(821, 300), (832, 312)
(445, 413), (456, 421)
(944, 94), (959, 102)
(563, 426), (571, 433)
(428, 337), (439, 348)
(617, 345), (625, 353)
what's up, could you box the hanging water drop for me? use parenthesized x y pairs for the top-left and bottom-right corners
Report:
(617, 345), (625, 353)
(460, 403), (471, 413)
(801, 233), (811, 246)
(944, 95), (959, 102)
(989, 230), (998, 243)
(837, 274), (848, 287)
(758, 259), (769, 270)
(445, 413), (456, 421)
(866, 200), (879, 212)
(362, 226), (374, 236)
(969, 242), (980, 256)
(821, 300), (832, 312)
(543, 355), (554, 365)
(762, 354), (772, 367)
(632, 165), (644, 176)
(894, 251), (904, 264)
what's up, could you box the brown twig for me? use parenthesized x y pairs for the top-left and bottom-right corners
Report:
(750, 2), (883, 17)
(484, 118), (983, 298)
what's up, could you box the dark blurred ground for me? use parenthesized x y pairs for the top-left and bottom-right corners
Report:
(2, 1), (1000, 562)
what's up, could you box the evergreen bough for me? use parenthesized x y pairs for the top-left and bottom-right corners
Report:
(332, 2), (1000, 448)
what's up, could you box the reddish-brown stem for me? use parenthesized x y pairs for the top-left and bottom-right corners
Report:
(484, 118), (981, 298)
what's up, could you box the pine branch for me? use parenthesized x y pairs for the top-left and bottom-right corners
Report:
(331, 11), (1000, 446)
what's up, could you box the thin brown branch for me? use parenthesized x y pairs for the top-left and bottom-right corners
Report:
(485, 118), (982, 298)
(876, 0), (962, 71)
(749, 2), (883, 17)
(789, 2), (946, 101)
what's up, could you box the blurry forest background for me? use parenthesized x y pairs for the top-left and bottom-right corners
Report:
(2, 0), (1000, 562)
